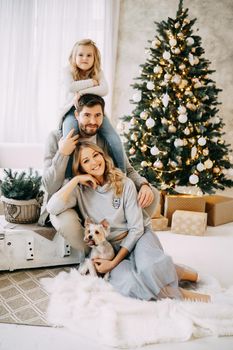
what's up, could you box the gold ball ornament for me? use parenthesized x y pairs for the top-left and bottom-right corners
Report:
(141, 144), (147, 152)
(213, 167), (220, 174)
(141, 161), (148, 167)
(203, 148), (209, 156)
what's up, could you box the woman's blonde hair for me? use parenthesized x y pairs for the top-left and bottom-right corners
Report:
(69, 39), (101, 81)
(72, 141), (125, 197)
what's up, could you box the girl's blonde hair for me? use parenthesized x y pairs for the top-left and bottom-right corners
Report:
(69, 39), (101, 81)
(72, 141), (125, 197)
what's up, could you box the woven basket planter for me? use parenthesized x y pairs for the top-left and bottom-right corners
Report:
(1, 196), (42, 224)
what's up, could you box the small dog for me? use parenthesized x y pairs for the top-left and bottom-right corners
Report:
(78, 217), (115, 280)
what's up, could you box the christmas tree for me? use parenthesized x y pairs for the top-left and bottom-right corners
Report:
(122, 0), (233, 194)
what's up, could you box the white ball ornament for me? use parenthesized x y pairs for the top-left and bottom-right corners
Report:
(178, 114), (188, 123)
(132, 91), (141, 102)
(186, 37), (195, 46)
(164, 73), (172, 81)
(174, 48), (181, 54)
(174, 138), (184, 147)
(151, 39), (161, 48)
(153, 65), (163, 74)
(146, 117), (155, 128)
(150, 146), (160, 155)
(141, 161), (148, 167)
(140, 111), (149, 120)
(153, 160), (163, 169)
(169, 38), (177, 47)
(172, 74), (181, 84)
(204, 159), (213, 169)
(161, 118), (168, 125)
(197, 163), (205, 172)
(163, 51), (171, 60)
(189, 174), (199, 185)
(179, 63), (186, 70)
(178, 106), (187, 114)
(170, 161), (178, 168)
(184, 127), (190, 135)
(147, 81), (155, 90)
(198, 137), (206, 146)
(175, 22), (180, 29)
(131, 133), (138, 141)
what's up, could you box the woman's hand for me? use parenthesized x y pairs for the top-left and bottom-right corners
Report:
(92, 79), (99, 86)
(137, 184), (154, 208)
(93, 258), (115, 274)
(76, 174), (100, 189)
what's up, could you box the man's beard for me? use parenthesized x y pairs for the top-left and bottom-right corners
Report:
(79, 124), (100, 137)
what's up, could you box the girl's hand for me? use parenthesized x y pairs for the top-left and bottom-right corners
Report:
(76, 174), (100, 189)
(92, 79), (99, 86)
(93, 258), (114, 274)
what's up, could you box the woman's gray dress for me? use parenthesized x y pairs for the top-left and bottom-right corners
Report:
(47, 177), (182, 301)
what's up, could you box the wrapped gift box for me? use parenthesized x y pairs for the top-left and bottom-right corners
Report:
(171, 210), (207, 236)
(151, 215), (168, 231)
(164, 194), (206, 226)
(205, 195), (233, 226)
(152, 203), (161, 218)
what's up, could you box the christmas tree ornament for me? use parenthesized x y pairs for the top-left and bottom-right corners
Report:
(197, 163), (205, 172)
(183, 139), (188, 146)
(161, 117), (168, 125)
(198, 137), (206, 146)
(204, 159), (213, 169)
(174, 138), (184, 147)
(172, 74), (181, 84)
(141, 144), (147, 152)
(189, 53), (199, 66)
(177, 32), (184, 39)
(203, 148), (209, 156)
(189, 174), (199, 184)
(189, 138), (195, 144)
(140, 111), (149, 120)
(151, 38), (161, 48)
(147, 81), (155, 90)
(184, 18), (190, 24)
(162, 93), (170, 107)
(178, 106), (187, 114)
(170, 161), (178, 168)
(131, 133), (138, 141)
(179, 63), (186, 70)
(169, 38), (177, 47)
(184, 127), (190, 135)
(153, 160), (163, 169)
(174, 48), (181, 54)
(179, 79), (188, 89)
(150, 146), (160, 155)
(153, 65), (163, 74)
(168, 125), (177, 133)
(174, 22), (180, 29)
(178, 114), (188, 123)
(186, 37), (194, 45)
(186, 102), (197, 111)
(212, 137), (219, 143)
(151, 98), (160, 108)
(146, 117), (155, 128)
(213, 116), (220, 124)
(213, 167), (220, 174)
(132, 91), (141, 102)
(163, 51), (171, 60)
(191, 146), (197, 159)
(141, 161), (148, 167)
(164, 73), (172, 80)
(129, 147), (136, 155)
(130, 117), (137, 125)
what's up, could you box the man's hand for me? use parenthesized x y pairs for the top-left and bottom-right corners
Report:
(93, 258), (114, 274)
(137, 184), (154, 208)
(58, 129), (79, 156)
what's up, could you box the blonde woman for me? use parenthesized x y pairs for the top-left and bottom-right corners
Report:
(60, 39), (125, 176)
(47, 141), (211, 302)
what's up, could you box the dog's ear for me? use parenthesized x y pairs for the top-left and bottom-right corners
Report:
(85, 217), (93, 226)
(100, 219), (109, 230)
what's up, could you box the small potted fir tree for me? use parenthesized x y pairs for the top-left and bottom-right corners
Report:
(0, 169), (44, 224)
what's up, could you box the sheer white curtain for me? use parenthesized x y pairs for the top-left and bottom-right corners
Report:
(0, 0), (120, 143)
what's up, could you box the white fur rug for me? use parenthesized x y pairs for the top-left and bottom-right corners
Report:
(41, 270), (233, 348)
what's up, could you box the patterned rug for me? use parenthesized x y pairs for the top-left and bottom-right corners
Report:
(0, 266), (72, 326)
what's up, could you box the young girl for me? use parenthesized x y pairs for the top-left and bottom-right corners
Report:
(47, 141), (213, 303)
(60, 39), (125, 176)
